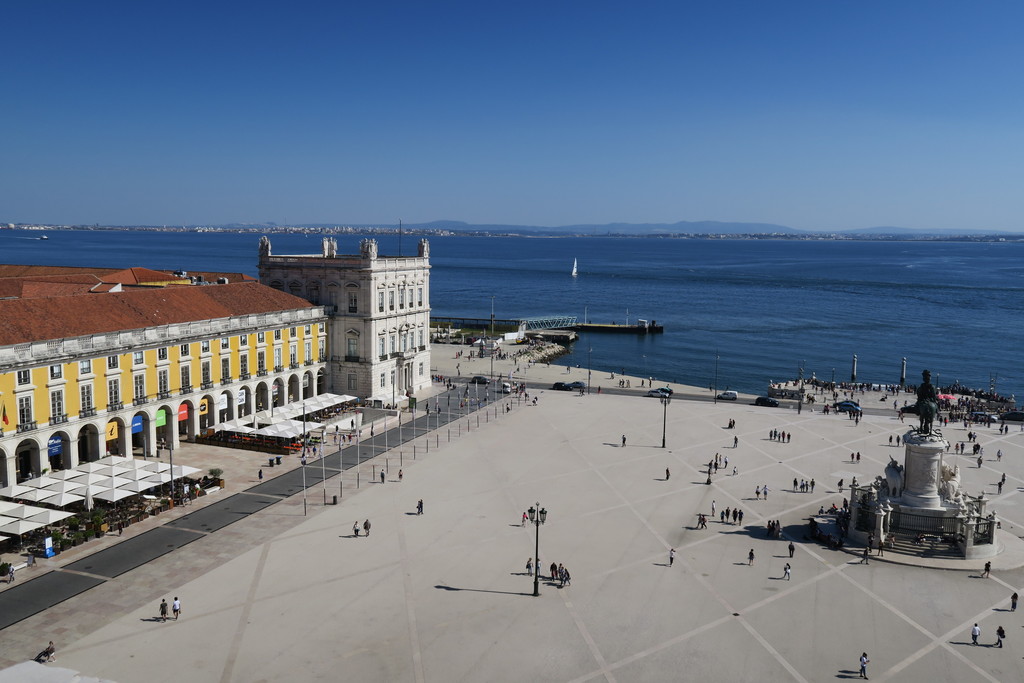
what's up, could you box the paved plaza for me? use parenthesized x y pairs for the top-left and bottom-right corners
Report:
(3, 349), (1024, 681)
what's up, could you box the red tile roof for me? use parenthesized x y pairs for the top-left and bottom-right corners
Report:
(0, 281), (317, 347)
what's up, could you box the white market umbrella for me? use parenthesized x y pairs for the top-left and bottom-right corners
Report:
(45, 491), (85, 508)
(85, 487), (94, 512)
(43, 481), (86, 494)
(139, 461), (171, 473)
(0, 503), (35, 519)
(141, 473), (171, 485)
(75, 474), (132, 488)
(49, 469), (86, 481)
(92, 488), (137, 503)
(27, 509), (74, 525)
(0, 484), (34, 498)
(76, 462), (110, 473)
(89, 466), (131, 478)
(18, 489), (59, 504)
(118, 480), (160, 493)
(96, 456), (134, 467)
(0, 518), (45, 536)
(24, 476), (60, 489)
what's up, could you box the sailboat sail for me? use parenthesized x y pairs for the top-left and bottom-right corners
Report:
(571, 258), (578, 277)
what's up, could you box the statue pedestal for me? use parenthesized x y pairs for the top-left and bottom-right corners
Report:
(902, 432), (946, 509)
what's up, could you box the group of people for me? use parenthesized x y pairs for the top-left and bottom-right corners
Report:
(158, 597), (182, 622)
(525, 559), (572, 587)
(353, 519), (372, 537)
(768, 429), (790, 442)
(793, 478), (816, 493)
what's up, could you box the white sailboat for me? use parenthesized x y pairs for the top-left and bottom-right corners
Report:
(571, 258), (578, 277)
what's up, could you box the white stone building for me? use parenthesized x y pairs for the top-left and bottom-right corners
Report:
(257, 236), (431, 405)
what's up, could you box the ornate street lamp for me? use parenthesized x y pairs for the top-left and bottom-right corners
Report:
(527, 503), (548, 597)
(661, 394), (672, 448)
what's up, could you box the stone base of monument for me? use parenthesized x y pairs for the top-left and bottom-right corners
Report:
(848, 429), (1001, 562)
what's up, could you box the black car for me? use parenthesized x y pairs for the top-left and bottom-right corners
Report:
(552, 382), (571, 391)
(899, 404), (919, 415)
(567, 381), (587, 391)
(754, 396), (779, 407)
(470, 376), (489, 384)
(999, 411), (1024, 422)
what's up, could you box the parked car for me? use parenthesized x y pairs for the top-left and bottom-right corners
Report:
(647, 388), (672, 398)
(970, 411), (999, 423)
(999, 411), (1024, 422)
(552, 382), (571, 391)
(470, 376), (489, 384)
(717, 390), (738, 401)
(899, 404), (919, 415)
(566, 381), (587, 391)
(754, 396), (779, 407)
(834, 401), (862, 413)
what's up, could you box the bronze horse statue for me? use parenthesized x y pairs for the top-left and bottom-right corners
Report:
(915, 370), (939, 435)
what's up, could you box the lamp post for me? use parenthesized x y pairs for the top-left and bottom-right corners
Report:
(168, 442), (175, 503)
(587, 346), (592, 395)
(661, 393), (671, 448)
(301, 451), (307, 516)
(527, 503), (548, 596)
(320, 426), (327, 505)
(713, 351), (719, 404)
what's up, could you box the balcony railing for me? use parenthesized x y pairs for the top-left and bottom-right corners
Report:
(304, 360), (314, 366)
(221, 379), (232, 386)
(320, 354), (328, 362)
(240, 372), (250, 380)
(80, 407), (97, 418)
(345, 355), (360, 363)
(257, 369), (268, 377)
(133, 398), (149, 406)
(51, 413), (69, 425)
(17, 421), (38, 433)
(180, 385), (193, 395)
(274, 365), (284, 373)
(201, 380), (214, 389)
(158, 390), (172, 400)
(107, 401), (123, 412)
(289, 362), (299, 370)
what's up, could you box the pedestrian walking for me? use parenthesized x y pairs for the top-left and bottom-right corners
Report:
(788, 541), (795, 558)
(398, 469), (403, 482)
(748, 549), (755, 566)
(971, 623), (981, 645)
(838, 478), (844, 492)
(1011, 592), (1018, 611)
(711, 500), (716, 517)
(733, 436), (738, 448)
(363, 519), (371, 537)
(755, 486), (761, 500)
(6, 564), (13, 583)
(171, 597), (181, 620)
(526, 558), (533, 576)
(996, 625), (1005, 648)
(665, 468), (670, 481)
(159, 598), (169, 622)
(353, 521), (360, 537)
(621, 434), (626, 447)
(859, 652), (870, 679)
(810, 478), (815, 492)
(982, 561), (991, 577)
(861, 546), (870, 564)
(417, 499), (423, 515)
(522, 511), (528, 526)
(762, 485), (769, 500)
(783, 563), (791, 580)
(550, 562), (558, 580)
(669, 548), (675, 567)
(258, 469), (263, 482)
(381, 470), (386, 484)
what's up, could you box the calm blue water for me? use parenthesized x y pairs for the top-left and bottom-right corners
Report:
(3, 230), (1022, 402)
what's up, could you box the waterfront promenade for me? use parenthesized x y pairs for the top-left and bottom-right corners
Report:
(3, 349), (1024, 681)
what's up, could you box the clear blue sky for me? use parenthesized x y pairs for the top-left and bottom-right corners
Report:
(4, 1), (1024, 231)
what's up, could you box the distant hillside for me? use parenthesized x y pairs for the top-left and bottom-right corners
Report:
(401, 219), (802, 235)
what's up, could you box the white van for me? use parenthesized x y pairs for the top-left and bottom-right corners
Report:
(501, 382), (512, 394)
(717, 390), (738, 401)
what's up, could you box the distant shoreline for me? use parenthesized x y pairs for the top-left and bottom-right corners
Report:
(3, 225), (1021, 243)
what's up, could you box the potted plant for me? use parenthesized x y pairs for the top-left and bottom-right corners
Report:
(0, 562), (9, 578)
(67, 516), (80, 532)
(74, 531), (87, 546)
(160, 498), (170, 512)
(92, 512), (106, 537)
(51, 530), (64, 554)
(209, 468), (225, 488)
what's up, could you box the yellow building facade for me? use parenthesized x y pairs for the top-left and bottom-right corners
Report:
(0, 276), (327, 486)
